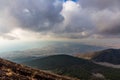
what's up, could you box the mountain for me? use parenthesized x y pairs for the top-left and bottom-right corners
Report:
(92, 49), (120, 65)
(75, 49), (120, 65)
(0, 57), (78, 80)
(22, 54), (120, 80)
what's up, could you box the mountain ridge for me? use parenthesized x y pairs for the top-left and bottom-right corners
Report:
(75, 48), (120, 65)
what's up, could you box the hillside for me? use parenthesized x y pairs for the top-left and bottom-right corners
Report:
(22, 54), (120, 80)
(92, 49), (120, 64)
(75, 49), (120, 65)
(0, 58), (78, 80)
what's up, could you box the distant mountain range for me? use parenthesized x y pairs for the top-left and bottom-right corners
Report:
(22, 54), (120, 80)
(1, 42), (105, 62)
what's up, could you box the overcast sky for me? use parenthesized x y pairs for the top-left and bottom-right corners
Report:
(0, 0), (120, 48)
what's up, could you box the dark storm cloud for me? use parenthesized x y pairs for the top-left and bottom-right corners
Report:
(92, 9), (120, 36)
(0, 0), (11, 9)
(11, 0), (64, 32)
(100, 24), (120, 35)
(74, 0), (120, 38)
(79, 0), (120, 10)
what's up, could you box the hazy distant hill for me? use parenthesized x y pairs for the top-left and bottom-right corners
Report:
(22, 54), (120, 80)
(0, 57), (77, 80)
(75, 49), (120, 65)
(92, 49), (120, 65)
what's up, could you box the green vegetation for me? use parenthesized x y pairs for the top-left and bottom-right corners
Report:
(23, 54), (120, 80)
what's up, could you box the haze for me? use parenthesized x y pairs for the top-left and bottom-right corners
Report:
(0, 0), (120, 53)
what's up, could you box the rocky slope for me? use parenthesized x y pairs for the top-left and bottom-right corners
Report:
(0, 58), (78, 80)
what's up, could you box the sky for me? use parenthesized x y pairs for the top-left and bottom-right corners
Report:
(0, 0), (120, 51)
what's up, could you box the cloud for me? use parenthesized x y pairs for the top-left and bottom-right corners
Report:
(0, 6), (19, 35)
(0, 0), (64, 40)
(54, 1), (95, 38)
(57, 0), (120, 39)
(11, 0), (64, 32)
(0, 0), (11, 9)
(91, 8), (120, 38)
(79, 0), (120, 10)
(0, 0), (120, 40)
(73, 0), (120, 38)
(0, 34), (18, 40)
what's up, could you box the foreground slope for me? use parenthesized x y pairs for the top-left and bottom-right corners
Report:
(0, 58), (78, 80)
(23, 54), (120, 80)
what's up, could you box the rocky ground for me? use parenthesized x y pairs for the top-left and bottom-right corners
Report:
(0, 58), (79, 80)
